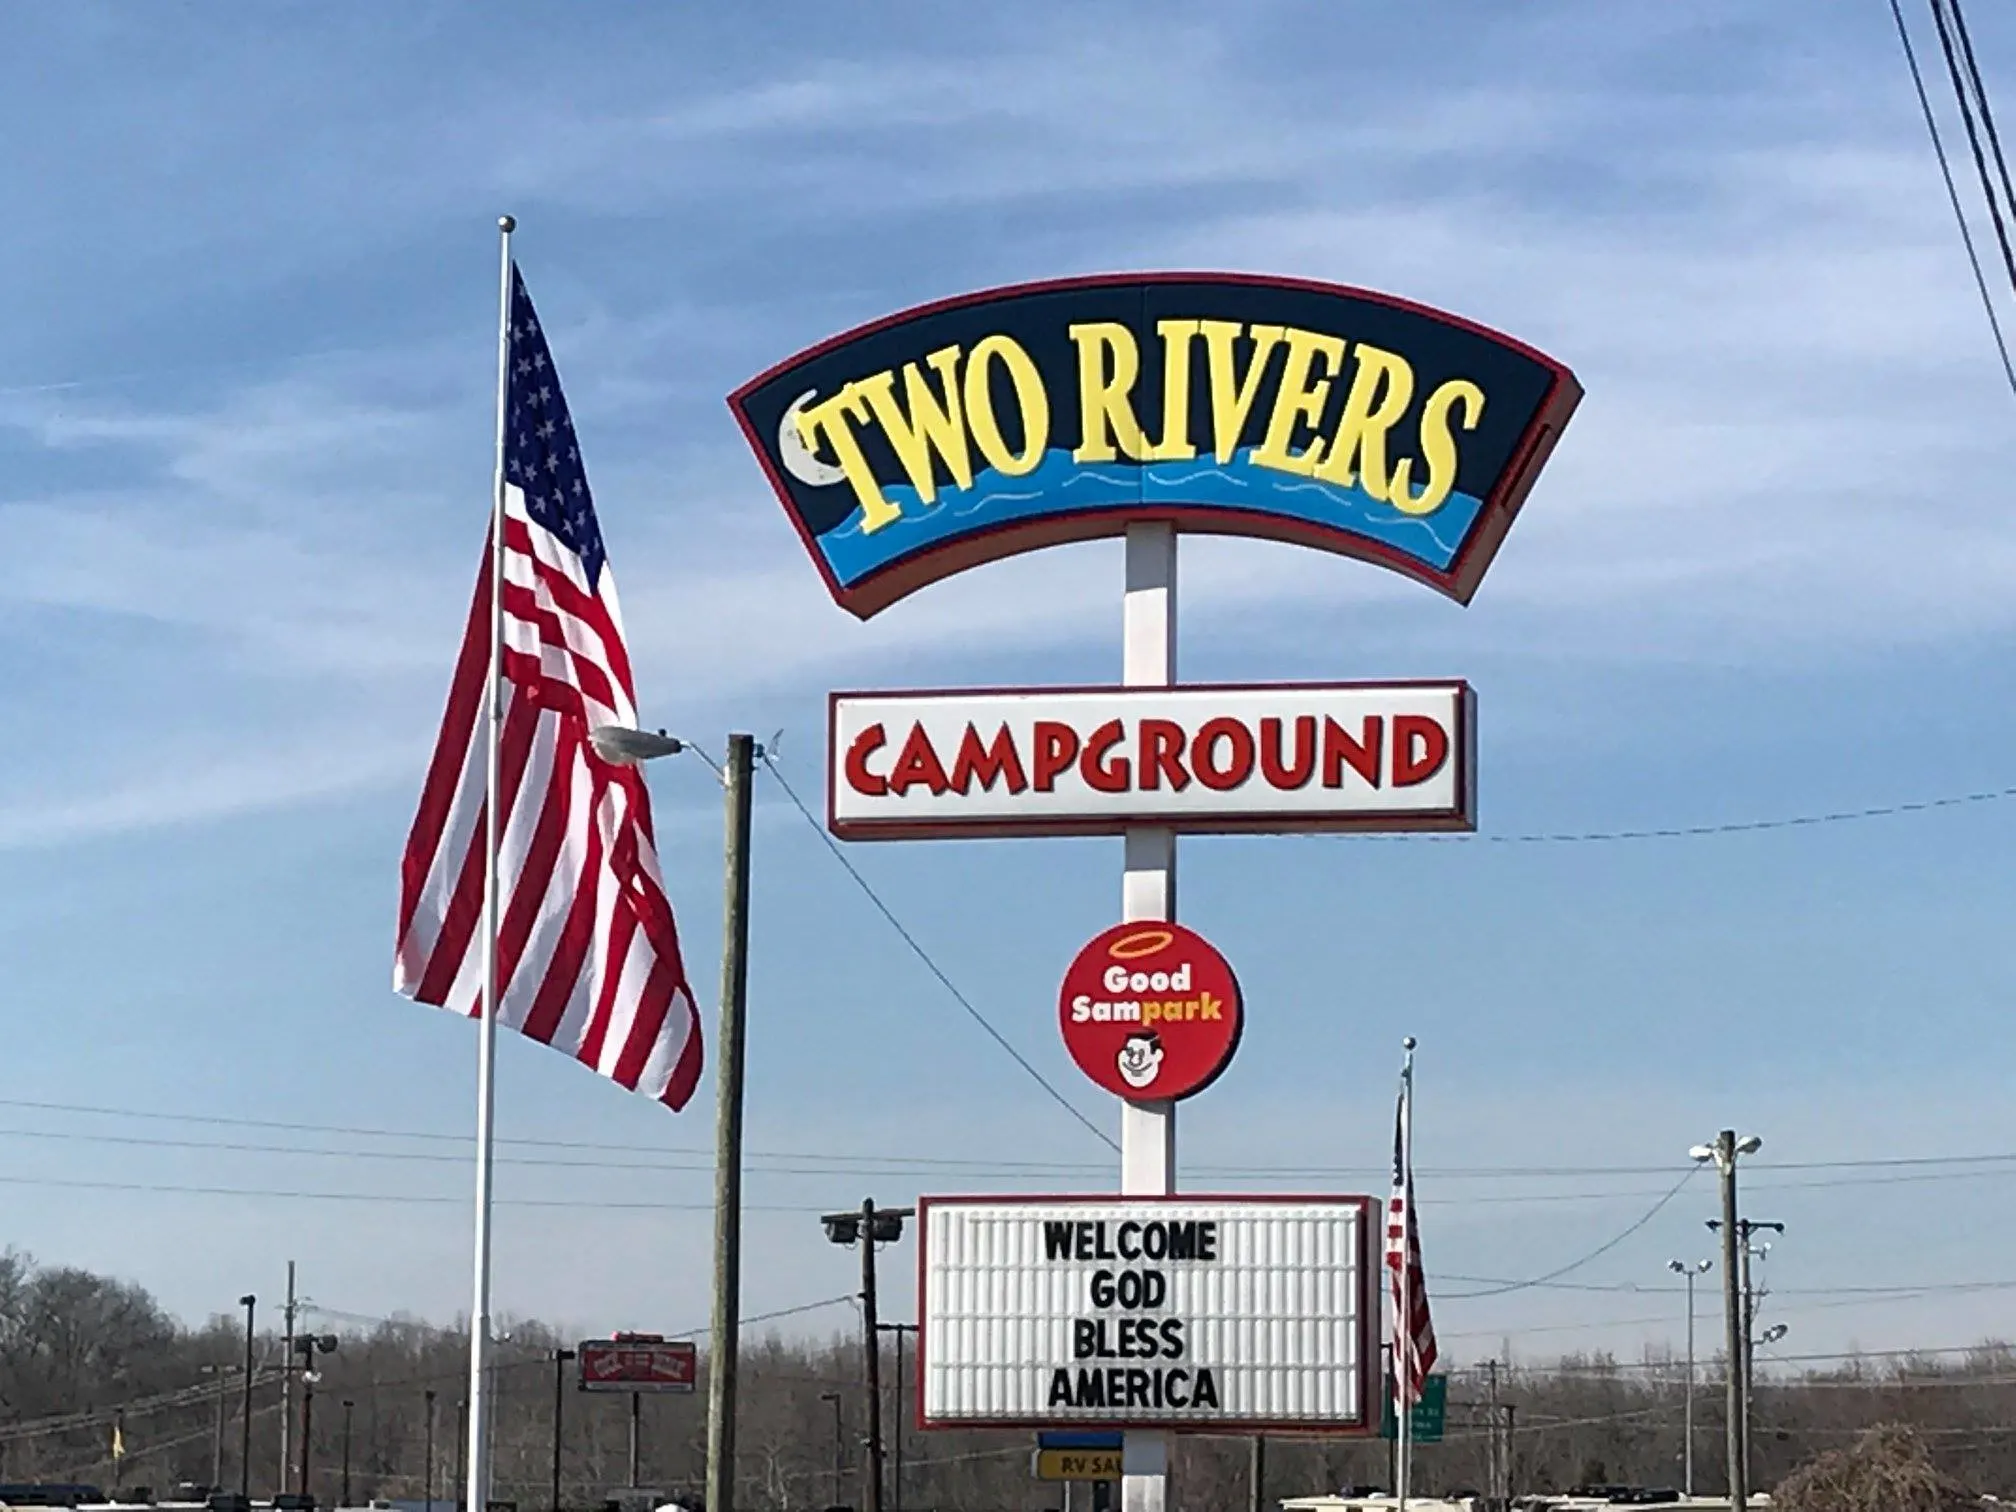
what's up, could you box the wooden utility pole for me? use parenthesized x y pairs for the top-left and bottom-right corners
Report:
(704, 733), (757, 1512)
(1717, 1132), (1748, 1512)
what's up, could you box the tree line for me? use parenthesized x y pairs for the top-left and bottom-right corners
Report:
(1, 1250), (2010, 1510)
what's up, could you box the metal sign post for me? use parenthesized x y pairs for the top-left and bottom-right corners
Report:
(1120, 521), (1177, 1512)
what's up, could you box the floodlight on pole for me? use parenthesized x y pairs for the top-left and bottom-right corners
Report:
(1759, 1323), (1788, 1346)
(1666, 1258), (1712, 1496)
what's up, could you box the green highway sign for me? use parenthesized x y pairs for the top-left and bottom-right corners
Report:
(1379, 1372), (1447, 1443)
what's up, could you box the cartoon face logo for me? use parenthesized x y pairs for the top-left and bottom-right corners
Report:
(1115, 1032), (1165, 1091)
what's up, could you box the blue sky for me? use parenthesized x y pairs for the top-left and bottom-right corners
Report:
(5, 0), (2016, 1374)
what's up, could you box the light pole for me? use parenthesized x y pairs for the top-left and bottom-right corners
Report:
(819, 1391), (844, 1509)
(822, 1201), (914, 1512)
(1666, 1259), (1712, 1496)
(1690, 1132), (1762, 1512)
(1709, 1214), (1785, 1486)
(294, 1334), (339, 1501)
(201, 1362), (242, 1491)
(551, 1348), (575, 1512)
(424, 1390), (437, 1512)
(239, 1295), (258, 1504)
(875, 1323), (917, 1512)
(341, 1400), (354, 1508)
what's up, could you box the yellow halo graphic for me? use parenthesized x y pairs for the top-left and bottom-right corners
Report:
(1108, 928), (1175, 961)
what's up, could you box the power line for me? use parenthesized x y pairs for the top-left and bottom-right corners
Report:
(759, 753), (1117, 1152)
(1332, 779), (2016, 845)
(9, 1093), (2016, 1182)
(1439, 1163), (1703, 1299)
(1928, 0), (2016, 301)
(1889, 0), (2016, 398)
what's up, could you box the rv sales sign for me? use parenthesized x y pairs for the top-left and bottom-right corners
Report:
(829, 682), (1474, 838)
(919, 1197), (1375, 1430)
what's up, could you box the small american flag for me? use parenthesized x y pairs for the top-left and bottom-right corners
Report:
(1386, 1061), (1437, 1406)
(393, 266), (703, 1110)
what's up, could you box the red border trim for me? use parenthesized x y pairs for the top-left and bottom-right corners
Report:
(825, 679), (1475, 839)
(914, 1193), (1380, 1435)
(726, 272), (1582, 619)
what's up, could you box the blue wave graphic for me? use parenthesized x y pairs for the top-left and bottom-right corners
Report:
(819, 448), (1480, 588)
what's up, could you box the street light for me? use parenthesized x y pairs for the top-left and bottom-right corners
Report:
(819, 1391), (844, 1509)
(1691, 1132), (1763, 1512)
(587, 727), (687, 764)
(821, 1201), (914, 1512)
(293, 1334), (339, 1501)
(423, 1391), (437, 1512)
(239, 1296), (258, 1503)
(340, 1400), (354, 1508)
(1666, 1259), (1712, 1496)
(551, 1348), (576, 1512)
(200, 1363), (243, 1492)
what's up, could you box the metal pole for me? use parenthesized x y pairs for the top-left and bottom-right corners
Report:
(1247, 1437), (1265, 1512)
(891, 1327), (905, 1512)
(1740, 1232), (1756, 1488)
(467, 211), (516, 1512)
(1717, 1132), (1747, 1512)
(424, 1391), (437, 1512)
(342, 1400), (354, 1508)
(1120, 520), (1176, 1512)
(551, 1350), (572, 1512)
(240, 1296), (257, 1503)
(1684, 1270), (1696, 1498)
(861, 1199), (885, 1512)
(212, 1367), (229, 1490)
(627, 1392), (641, 1488)
(455, 1398), (467, 1509)
(282, 1261), (297, 1493)
(299, 1382), (314, 1502)
(1486, 1360), (1501, 1502)
(705, 732), (756, 1512)
(821, 1393), (843, 1507)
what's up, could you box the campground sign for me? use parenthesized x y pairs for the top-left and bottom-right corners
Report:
(730, 274), (1581, 617)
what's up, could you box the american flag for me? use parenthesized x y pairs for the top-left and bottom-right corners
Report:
(393, 266), (703, 1110)
(1387, 1065), (1437, 1406)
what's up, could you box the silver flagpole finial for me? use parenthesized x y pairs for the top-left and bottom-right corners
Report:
(499, 214), (517, 233)
(1403, 1035), (1417, 1052)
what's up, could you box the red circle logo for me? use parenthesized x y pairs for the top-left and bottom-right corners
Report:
(1058, 921), (1242, 1101)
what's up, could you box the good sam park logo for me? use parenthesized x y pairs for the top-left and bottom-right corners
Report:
(730, 273), (1581, 617)
(1059, 922), (1242, 1102)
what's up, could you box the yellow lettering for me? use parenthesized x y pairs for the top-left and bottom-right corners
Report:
(1395, 377), (1485, 515)
(853, 345), (973, 507)
(963, 334), (1050, 475)
(1068, 321), (1148, 462)
(796, 384), (899, 533)
(1143, 319), (1200, 461)
(1200, 320), (1284, 463)
(1313, 342), (1416, 501)
(1250, 326), (1347, 476)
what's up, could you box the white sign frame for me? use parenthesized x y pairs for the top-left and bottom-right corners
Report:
(828, 681), (1475, 840)
(917, 1194), (1377, 1433)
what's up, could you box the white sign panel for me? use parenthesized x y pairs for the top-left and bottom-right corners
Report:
(829, 682), (1474, 839)
(919, 1196), (1375, 1431)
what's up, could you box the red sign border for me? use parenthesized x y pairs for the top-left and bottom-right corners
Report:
(727, 271), (1582, 619)
(826, 679), (1476, 840)
(915, 1193), (1379, 1436)
(1059, 922), (1244, 1103)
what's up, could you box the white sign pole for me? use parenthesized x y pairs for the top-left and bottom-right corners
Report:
(1121, 521), (1177, 1512)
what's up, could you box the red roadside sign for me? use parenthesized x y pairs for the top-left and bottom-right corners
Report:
(577, 1336), (697, 1393)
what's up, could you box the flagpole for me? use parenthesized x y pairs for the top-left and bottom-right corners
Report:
(468, 212), (515, 1512)
(1397, 1036), (1415, 1512)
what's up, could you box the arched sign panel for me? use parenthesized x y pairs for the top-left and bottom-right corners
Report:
(729, 273), (1580, 618)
